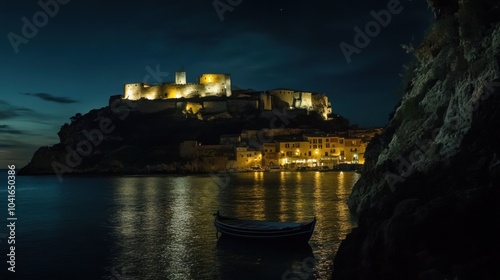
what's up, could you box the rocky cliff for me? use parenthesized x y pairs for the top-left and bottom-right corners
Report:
(333, 1), (500, 279)
(19, 101), (350, 177)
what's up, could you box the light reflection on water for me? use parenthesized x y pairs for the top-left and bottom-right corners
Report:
(108, 172), (359, 280)
(2, 171), (359, 280)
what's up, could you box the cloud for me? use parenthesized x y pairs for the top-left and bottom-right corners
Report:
(0, 125), (26, 135)
(0, 100), (37, 120)
(22, 93), (79, 104)
(0, 100), (54, 125)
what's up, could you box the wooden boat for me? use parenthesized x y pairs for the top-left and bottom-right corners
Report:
(213, 211), (316, 243)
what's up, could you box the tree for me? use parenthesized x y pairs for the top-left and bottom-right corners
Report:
(70, 113), (82, 123)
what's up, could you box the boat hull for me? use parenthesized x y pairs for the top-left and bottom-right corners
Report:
(214, 212), (316, 243)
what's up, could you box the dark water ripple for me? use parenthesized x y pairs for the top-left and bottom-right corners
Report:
(0, 171), (359, 280)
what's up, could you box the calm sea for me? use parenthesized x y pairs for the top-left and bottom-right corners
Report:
(0, 171), (359, 280)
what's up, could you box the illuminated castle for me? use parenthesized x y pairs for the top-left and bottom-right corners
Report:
(113, 70), (332, 120)
(123, 71), (231, 100)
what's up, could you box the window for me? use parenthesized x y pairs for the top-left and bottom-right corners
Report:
(339, 139), (344, 144)
(308, 151), (311, 156)
(313, 145), (317, 149)
(326, 139), (329, 143)
(286, 151), (292, 156)
(319, 145), (322, 149)
(325, 152), (328, 156)
(326, 143), (330, 148)
(285, 143), (290, 148)
(318, 139), (322, 144)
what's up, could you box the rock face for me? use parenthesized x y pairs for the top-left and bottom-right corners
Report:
(19, 106), (249, 176)
(333, 1), (500, 279)
(20, 101), (350, 176)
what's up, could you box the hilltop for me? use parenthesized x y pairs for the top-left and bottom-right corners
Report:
(19, 99), (350, 177)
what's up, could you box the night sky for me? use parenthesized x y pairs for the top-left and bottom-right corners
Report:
(1, 0), (433, 167)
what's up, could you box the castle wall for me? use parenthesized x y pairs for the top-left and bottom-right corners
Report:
(162, 84), (203, 99)
(142, 85), (161, 100)
(201, 83), (225, 97)
(225, 75), (231, 97)
(199, 74), (231, 96)
(124, 83), (144, 100)
(199, 73), (227, 84)
(269, 89), (295, 107)
(295, 92), (313, 109)
(259, 92), (272, 110)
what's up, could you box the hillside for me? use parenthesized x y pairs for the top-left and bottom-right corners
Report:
(19, 103), (350, 176)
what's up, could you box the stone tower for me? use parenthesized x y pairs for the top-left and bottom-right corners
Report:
(175, 70), (186, 84)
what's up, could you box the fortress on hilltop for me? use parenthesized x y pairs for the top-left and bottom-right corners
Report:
(124, 71), (232, 100)
(110, 70), (333, 120)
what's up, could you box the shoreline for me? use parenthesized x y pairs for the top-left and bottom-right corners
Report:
(17, 168), (362, 177)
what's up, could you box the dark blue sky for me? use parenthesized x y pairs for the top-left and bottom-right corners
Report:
(1, 0), (433, 167)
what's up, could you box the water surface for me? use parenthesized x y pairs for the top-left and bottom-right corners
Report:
(0, 171), (359, 279)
